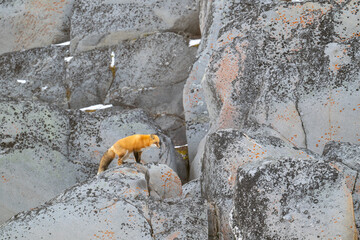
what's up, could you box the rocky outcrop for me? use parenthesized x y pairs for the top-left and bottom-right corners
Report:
(200, 0), (360, 155)
(201, 128), (317, 239)
(232, 157), (357, 239)
(0, 164), (207, 240)
(0, 0), (74, 55)
(70, 0), (200, 53)
(0, 101), (186, 224)
(67, 32), (196, 145)
(0, 45), (69, 108)
(201, 129), (359, 239)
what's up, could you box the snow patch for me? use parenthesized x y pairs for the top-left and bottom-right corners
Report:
(54, 41), (70, 46)
(17, 80), (27, 84)
(189, 39), (201, 47)
(41, 86), (48, 91)
(80, 104), (113, 111)
(110, 51), (115, 67)
(64, 56), (73, 62)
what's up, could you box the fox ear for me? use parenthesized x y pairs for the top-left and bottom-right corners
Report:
(150, 134), (155, 140)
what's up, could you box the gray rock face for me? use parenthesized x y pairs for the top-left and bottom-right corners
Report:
(70, 0), (200, 53)
(0, 45), (69, 108)
(231, 157), (357, 240)
(0, 101), (83, 224)
(67, 32), (196, 145)
(183, 0), (223, 165)
(323, 141), (360, 172)
(146, 164), (182, 199)
(0, 0), (74, 55)
(201, 0), (360, 155)
(201, 128), (329, 239)
(323, 141), (360, 230)
(0, 164), (207, 240)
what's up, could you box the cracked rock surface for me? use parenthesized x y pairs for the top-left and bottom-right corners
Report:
(200, 0), (360, 155)
(70, 0), (200, 53)
(67, 32), (196, 145)
(0, 164), (207, 240)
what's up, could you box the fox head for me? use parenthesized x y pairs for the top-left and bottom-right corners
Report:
(150, 134), (160, 148)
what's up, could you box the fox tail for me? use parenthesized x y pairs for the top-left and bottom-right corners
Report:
(97, 148), (116, 175)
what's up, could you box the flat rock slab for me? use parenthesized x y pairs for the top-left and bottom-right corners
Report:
(0, 0), (74, 55)
(0, 45), (69, 108)
(70, 0), (200, 53)
(232, 157), (358, 239)
(0, 164), (207, 240)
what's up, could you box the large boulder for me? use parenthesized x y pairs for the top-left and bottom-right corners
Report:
(146, 164), (182, 199)
(201, 128), (358, 239)
(0, 0), (74, 55)
(200, 0), (360, 154)
(67, 32), (196, 145)
(0, 164), (207, 240)
(70, 0), (200, 53)
(0, 101), (84, 224)
(0, 45), (69, 108)
(231, 157), (357, 239)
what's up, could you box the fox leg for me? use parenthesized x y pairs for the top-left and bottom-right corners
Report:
(117, 150), (130, 165)
(133, 151), (143, 163)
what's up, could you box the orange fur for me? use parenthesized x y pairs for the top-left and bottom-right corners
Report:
(97, 134), (160, 174)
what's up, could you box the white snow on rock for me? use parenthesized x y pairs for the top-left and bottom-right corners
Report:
(53, 41), (70, 46)
(79, 104), (113, 111)
(189, 39), (201, 47)
(64, 56), (73, 62)
(17, 80), (27, 84)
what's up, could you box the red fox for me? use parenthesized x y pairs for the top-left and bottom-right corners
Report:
(97, 134), (160, 174)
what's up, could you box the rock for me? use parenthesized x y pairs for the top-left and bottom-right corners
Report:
(0, 45), (69, 108)
(0, 100), (187, 224)
(67, 32), (196, 146)
(183, 0), (224, 163)
(0, 0), (74, 55)
(189, 135), (206, 180)
(323, 141), (360, 172)
(0, 165), (152, 240)
(323, 141), (360, 230)
(148, 197), (208, 240)
(0, 101), (87, 224)
(200, 0), (360, 154)
(201, 128), (321, 239)
(146, 164), (182, 200)
(231, 157), (358, 239)
(182, 178), (201, 199)
(154, 114), (186, 146)
(0, 164), (207, 240)
(70, 0), (200, 53)
(68, 107), (188, 182)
